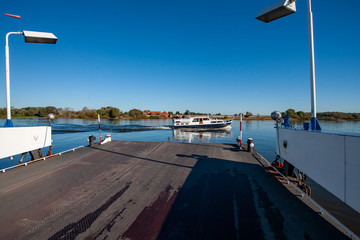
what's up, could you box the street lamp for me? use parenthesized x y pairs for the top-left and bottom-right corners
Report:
(4, 30), (57, 127)
(256, 0), (296, 23)
(256, 0), (321, 130)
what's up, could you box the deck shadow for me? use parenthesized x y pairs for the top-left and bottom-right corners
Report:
(156, 156), (265, 240)
(105, 144), (349, 240)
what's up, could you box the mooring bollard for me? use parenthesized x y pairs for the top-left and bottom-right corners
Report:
(247, 138), (254, 152)
(101, 134), (112, 145)
(88, 135), (96, 147)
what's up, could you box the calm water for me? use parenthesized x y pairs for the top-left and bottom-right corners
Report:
(1, 118), (360, 170)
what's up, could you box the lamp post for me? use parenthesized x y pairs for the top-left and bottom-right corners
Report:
(256, 0), (321, 130)
(4, 30), (57, 127)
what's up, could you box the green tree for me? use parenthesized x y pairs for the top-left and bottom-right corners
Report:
(109, 108), (120, 118)
(45, 106), (58, 115)
(24, 107), (37, 116)
(37, 108), (47, 117)
(129, 109), (142, 118)
(85, 110), (97, 118)
(285, 109), (296, 118)
(15, 108), (26, 117)
(296, 111), (305, 119)
(0, 108), (6, 117)
(245, 111), (253, 117)
(97, 108), (107, 117)
(62, 107), (73, 118)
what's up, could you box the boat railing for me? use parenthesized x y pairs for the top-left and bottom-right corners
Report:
(255, 151), (359, 240)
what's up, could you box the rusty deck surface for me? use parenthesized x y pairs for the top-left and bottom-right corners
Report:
(0, 141), (350, 239)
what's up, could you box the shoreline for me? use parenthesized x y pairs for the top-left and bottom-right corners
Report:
(1, 116), (360, 122)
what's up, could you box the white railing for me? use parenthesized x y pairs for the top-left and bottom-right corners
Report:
(1, 145), (85, 173)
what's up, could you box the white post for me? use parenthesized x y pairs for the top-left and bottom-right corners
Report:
(98, 114), (102, 143)
(5, 33), (11, 120)
(307, 0), (319, 130)
(5, 32), (22, 124)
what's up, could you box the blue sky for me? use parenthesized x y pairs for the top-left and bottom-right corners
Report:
(1, 0), (359, 115)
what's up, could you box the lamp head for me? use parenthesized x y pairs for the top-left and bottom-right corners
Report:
(23, 30), (57, 44)
(256, 0), (296, 23)
(271, 111), (282, 123)
(47, 113), (55, 125)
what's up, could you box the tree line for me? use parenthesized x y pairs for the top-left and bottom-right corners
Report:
(283, 109), (360, 121)
(0, 107), (226, 120)
(0, 106), (359, 121)
(0, 106), (146, 119)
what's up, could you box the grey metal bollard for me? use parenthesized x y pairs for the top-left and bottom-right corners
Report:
(88, 135), (96, 147)
(247, 138), (254, 152)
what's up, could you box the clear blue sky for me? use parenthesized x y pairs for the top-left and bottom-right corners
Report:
(1, 0), (359, 115)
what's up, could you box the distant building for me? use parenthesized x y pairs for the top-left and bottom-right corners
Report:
(143, 110), (168, 116)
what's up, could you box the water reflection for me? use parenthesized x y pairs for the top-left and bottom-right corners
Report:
(173, 129), (232, 143)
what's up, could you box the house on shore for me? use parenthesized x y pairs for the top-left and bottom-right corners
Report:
(143, 110), (168, 117)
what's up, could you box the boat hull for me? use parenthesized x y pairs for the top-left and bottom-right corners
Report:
(173, 122), (232, 129)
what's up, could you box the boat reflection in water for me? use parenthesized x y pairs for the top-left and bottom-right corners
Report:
(173, 128), (232, 143)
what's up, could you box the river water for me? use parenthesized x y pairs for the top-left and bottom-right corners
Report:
(1, 118), (360, 170)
